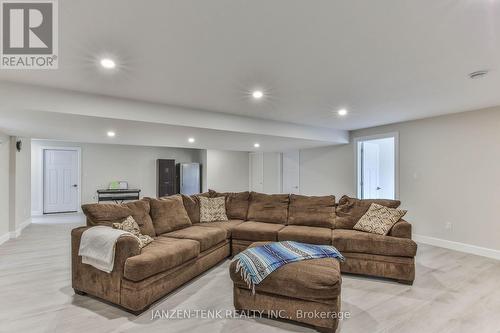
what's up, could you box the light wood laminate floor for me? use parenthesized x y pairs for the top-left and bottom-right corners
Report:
(1, 215), (499, 333)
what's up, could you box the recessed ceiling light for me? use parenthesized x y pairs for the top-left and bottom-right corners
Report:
(252, 90), (264, 99)
(100, 58), (116, 69)
(188, 137), (195, 143)
(337, 109), (348, 116)
(107, 131), (116, 137)
(468, 70), (488, 79)
(254, 143), (260, 148)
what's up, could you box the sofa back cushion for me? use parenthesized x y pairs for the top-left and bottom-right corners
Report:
(148, 195), (192, 234)
(181, 194), (200, 224)
(335, 195), (401, 229)
(247, 192), (289, 224)
(177, 192), (211, 224)
(81, 200), (156, 237)
(226, 191), (250, 220)
(209, 190), (250, 220)
(288, 194), (336, 228)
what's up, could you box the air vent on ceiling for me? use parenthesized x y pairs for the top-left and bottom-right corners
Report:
(468, 70), (488, 79)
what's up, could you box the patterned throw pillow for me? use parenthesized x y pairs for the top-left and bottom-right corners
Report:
(113, 216), (153, 249)
(353, 203), (407, 235)
(199, 196), (228, 223)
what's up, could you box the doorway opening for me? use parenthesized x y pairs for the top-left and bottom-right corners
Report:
(355, 133), (398, 200)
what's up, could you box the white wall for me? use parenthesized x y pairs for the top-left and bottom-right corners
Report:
(0, 132), (10, 241)
(263, 152), (282, 193)
(7, 137), (31, 236)
(299, 144), (355, 198)
(300, 106), (500, 253)
(206, 149), (249, 192)
(31, 140), (202, 213)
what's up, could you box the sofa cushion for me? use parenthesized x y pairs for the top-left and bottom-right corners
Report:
(162, 225), (226, 251)
(278, 225), (333, 245)
(247, 192), (289, 224)
(148, 196), (192, 234)
(181, 194), (200, 224)
(354, 203), (407, 235)
(230, 242), (341, 304)
(199, 196), (228, 222)
(231, 221), (285, 241)
(124, 237), (200, 281)
(82, 200), (156, 237)
(335, 195), (401, 229)
(180, 192), (211, 224)
(332, 229), (417, 257)
(197, 219), (244, 238)
(288, 194), (336, 228)
(211, 191), (250, 220)
(124, 200), (156, 237)
(227, 191), (250, 220)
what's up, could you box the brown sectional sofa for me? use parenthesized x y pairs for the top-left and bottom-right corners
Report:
(72, 191), (417, 314)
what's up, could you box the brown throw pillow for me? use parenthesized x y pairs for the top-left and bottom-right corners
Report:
(353, 203), (407, 235)
(335, 195), (401, 229)
(199, 196), (228, 222)
(113, 216), (153, 249)
(148, 195), (192, 234)
(288, 194), (336, 228)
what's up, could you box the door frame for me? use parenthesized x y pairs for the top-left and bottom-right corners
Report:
(353, 132), (399, 199)
(38, 146), (82, 215)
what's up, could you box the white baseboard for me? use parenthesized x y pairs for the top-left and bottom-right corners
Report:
(31, 210), (43, 216)
(8, 218), (31, 239)
(0, 232), (9, 246)
(413, 234), (500, 261)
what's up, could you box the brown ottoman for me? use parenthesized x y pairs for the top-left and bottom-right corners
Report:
(229, 242), (342, 332)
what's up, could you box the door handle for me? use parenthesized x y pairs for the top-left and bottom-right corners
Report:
(376, 187), (382, 190)
(72, 184), (78, 188)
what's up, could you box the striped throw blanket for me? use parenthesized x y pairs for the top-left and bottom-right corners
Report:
(232, 241), (345, 293)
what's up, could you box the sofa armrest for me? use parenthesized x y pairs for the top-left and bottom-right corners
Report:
(389, 219), (412, 239)
(71, 226), (141, 303)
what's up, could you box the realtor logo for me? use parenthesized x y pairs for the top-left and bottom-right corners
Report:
(1, 0), (58, 69)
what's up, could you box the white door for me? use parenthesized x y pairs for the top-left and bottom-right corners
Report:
(44, 149), (79, 213)
(357, 136), (396, 199)
(249, 152), (264, 192)
(362, 142), (380, 199)
(282, 150), (300, 194)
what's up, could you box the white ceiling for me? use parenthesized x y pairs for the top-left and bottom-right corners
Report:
(0, 109), (340, 152)
(0, 82), (349, 151)
(1, 0), (499, 135)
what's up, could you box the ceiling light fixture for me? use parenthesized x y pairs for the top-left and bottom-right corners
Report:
(468, 70), (488, 79)
(337, 109), (348, 116)
(254, 143), (260, 148)
(252, 90), (264, 99)
(188, 137), (195, 143)
(100, 58), (116, 69)
(107, 131), (116, 137)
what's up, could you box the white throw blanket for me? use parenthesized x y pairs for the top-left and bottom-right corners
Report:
(78, 226), (132, 273)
